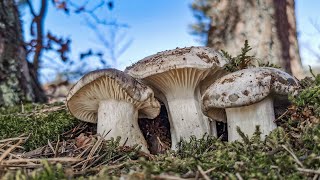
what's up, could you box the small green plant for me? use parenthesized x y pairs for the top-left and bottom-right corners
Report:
(258, 61), (281, 68)
(222, 40), (256, 72)
(222, 40), (281, 72)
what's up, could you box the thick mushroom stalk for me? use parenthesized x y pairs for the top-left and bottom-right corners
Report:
(125, 47), (228, 149)
(97, 100), (148, 151)
(66, 69), (160, 153)
(225, 96), (276, 141)
(147, 68), (211, 148)
(202, 67), (299, 141)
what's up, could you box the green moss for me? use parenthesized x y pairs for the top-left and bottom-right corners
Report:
(0, 103), (79, 150)
(289, 68), (320, 117)
(3, 161), (67, 180)
(4, 124), (319, 179)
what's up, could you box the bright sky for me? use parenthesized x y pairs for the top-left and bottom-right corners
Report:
(296, 0), (320, 66)
(20, 0), (320, 83)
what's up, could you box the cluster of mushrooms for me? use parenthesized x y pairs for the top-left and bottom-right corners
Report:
(66, 47), (300, 153)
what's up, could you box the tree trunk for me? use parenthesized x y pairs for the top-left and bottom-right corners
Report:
(0, 0), (46, 106)
(206, 0), (304, 78)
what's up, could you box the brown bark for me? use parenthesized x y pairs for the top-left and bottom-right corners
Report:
(206, 0), (304, 78)
(0, 0), (46, 106)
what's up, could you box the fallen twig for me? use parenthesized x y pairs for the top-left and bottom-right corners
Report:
(282, 145), (305, 168)
(236, 172), (244, 180)
(0, 139), (23, 162)
(197, 165), (210, 180)
(1, 157), (82, 164)
(297, 168), (320, 175)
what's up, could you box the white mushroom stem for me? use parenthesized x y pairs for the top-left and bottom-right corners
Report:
(225, 96), (277, 142)
(97, 100), (149, 153)
(209, 120), (217, 137)
(166, 88), (210, 149)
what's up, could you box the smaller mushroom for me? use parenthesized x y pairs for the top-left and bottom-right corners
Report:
(66, 69), (160, 153)
(202, 67), (299, 141)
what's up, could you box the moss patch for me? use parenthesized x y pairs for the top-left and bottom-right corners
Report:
(0, 103), (79, 150)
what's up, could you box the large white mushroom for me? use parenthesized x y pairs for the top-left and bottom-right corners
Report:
(202, 67), (300, 141)
(125, 47), (228, 149)
(66, 69), (160, 153)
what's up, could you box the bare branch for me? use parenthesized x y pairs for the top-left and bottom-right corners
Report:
(39, 0), (47, 17)
(25, 0), (36, 16)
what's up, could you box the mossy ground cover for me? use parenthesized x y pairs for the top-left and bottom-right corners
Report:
(2, 124), (320, 179)
(0, 103), (79, 150)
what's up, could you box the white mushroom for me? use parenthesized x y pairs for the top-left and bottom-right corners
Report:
(202, 67), (300, 141)
(125, 47), (228, 149)
(66, 69), (160, 153)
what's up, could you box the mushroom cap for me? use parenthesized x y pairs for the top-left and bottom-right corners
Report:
(125, 47), (228, 122)
(202, 67), (300, 119)
(125, 46), (228, 79)
(66, 69), (160, 123)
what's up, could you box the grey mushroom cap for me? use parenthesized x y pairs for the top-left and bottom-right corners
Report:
(125, 47), (229, 123)
(202, 67), (300, 118)
(66, 68), (160, 123)
(125, 46), (228, 78)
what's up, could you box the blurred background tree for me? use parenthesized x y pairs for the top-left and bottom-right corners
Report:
(0, 0), (130, 106)
(0, 0), (41, 106)
(19, 0), (130, 81)
(191, 0), (304, 78)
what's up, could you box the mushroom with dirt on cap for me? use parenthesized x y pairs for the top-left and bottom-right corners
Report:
(125, 47), (228, 149)
(202, 67), (300, 141)
(66, 69), (160, 153)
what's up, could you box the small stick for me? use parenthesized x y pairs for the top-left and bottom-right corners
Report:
(2, 157), (82, 164)
(236, 173), (244, 180)
(0, 141), (11, 149)
(47, 140), (55, 154)
(81, 136), (103, 169)
(22, 146), (45, 158)
(54, 137), (60, 158)
(0, 164), (42, 168)
(0, 139), (23, 162)
(297, 167), (320, 175)
(204, 167), (215, 174)
(151, 174), (187, 180)
(84, 151), (109, 170)
(21, 102), (25, 113)
(197, 165), (210, 180)
(275, 109), (288, 122)
(2, 144), (24, 150)
(282, 145), (304, 168)
(0, 148), (35, 165)
(72, 156), (97, 168)
(76, 145), (92, 158)
(0, 137), (27, 143)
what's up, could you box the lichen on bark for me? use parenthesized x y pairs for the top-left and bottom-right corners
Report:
(0, 0), (35, 106)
